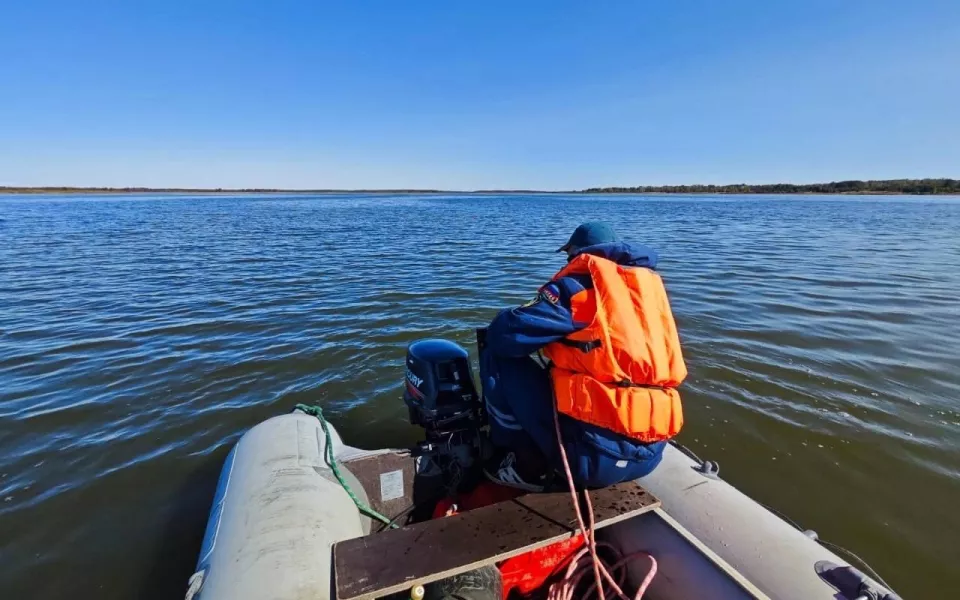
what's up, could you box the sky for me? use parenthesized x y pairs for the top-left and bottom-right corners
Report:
(1, 0), (958, 190)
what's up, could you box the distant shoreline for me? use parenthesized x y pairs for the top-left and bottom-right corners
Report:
(1, 190), (948, 196)
(2, 178), (958, 196)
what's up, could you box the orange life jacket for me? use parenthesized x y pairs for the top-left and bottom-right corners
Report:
(542, 253), (686, 443)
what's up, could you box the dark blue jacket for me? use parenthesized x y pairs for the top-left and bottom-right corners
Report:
(480, 242), (667, 488)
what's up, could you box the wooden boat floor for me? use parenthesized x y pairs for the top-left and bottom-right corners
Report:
(333, 481), (660, 600)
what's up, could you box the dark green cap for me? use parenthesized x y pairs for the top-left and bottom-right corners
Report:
(557, 221), (618, 253)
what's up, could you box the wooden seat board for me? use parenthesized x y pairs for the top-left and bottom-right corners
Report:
(334, 482), (659, 600)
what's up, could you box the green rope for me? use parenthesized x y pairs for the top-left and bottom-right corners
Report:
(294, 403), (398, 529)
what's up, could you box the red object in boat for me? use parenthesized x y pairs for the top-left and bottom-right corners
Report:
(431, 482), (586, 598)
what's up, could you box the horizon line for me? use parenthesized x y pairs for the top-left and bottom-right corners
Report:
(2, 178), (959, 196)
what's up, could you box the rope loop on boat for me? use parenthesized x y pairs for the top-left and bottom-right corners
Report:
(294, 404), (398, 529)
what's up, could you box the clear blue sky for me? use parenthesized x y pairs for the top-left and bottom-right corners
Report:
(1, 1), (957, 190)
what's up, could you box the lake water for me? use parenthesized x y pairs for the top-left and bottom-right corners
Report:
(1, 193), (958, 599)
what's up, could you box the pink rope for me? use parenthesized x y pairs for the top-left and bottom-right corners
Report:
(547, 403), (657, 600)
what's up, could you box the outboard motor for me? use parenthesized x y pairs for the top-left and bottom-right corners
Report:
(402, 339), (486, 487)
(404, 339), (481, 434)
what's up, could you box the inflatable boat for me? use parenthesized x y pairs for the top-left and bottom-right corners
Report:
(185, 338), (900, 600)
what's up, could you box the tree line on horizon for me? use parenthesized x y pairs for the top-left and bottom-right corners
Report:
(2, 178), (958, 195)
(584, 178), (960, 195)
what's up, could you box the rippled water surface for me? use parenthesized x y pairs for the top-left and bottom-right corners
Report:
(1, 193), (959, 599)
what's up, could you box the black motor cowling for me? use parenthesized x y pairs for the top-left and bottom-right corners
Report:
(403, 339), (481, 437)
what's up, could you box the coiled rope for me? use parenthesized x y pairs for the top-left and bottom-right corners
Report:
(548, 403), (657, 600)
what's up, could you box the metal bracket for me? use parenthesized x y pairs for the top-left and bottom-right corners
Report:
(814, 560), (901, 600)
(693, 459), (721, 479)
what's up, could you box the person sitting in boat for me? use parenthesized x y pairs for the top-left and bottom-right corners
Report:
(481, 221), (686, 491)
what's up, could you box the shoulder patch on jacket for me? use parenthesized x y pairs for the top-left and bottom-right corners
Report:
(538, 284), (560, 305)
